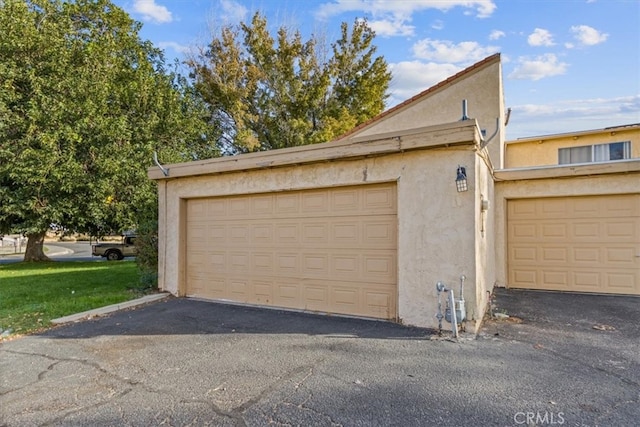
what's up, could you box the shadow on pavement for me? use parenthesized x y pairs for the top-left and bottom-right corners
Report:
(38, 297), (435, 341)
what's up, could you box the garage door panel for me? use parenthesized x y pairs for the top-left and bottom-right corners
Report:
(209, 251), (227, 272)
(275, 253), (300, 275)
(364, 186), (396, 212)
(607, 273), (636, 291)
(303, 284), (329, 308)
(574, 247), (600, 264)
(275, 223), (300, 245)
(189, 200), (207, 218)
(252, 224), (273, 243)
(573, 271), (601, 289)
(229, 252), (250, 272)
(275, 281), (302, 306)
(229, 281), (250, 302)
(364, 288), (396, 318)
(606, 221), (637, 240)
(209, 225), (226, 243)
(541, 247), (568, 263)
(573, 222), (600, 239)
(510, 245), (536, 262)
(542, 270), (568, 287)
(332, 221), (360, 245)
(186, 183), (398, 319)
(275, 193), (299, 214)
(508, 194), (639, 295)
(302, 253), (329, 277)
(206, 198), (226, 216)
(229, 198), (250, 217)
(253, 280), (273, 303)
(302, 222), (329, 244)
(511, 269), (536, 287)
(606, 247), (636, 263)
(302, 192), (329, 214)
(363, 253), (396, 280)
(252, 252), (274, 273)
(188, 225), (207, 245)
(509, 223), (537, 240)
(542, 223), (568, 239)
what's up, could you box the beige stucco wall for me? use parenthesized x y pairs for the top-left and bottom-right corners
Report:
(472, 148), (495, 331)
(346, 59), (505, 170)
(505, 126), (640, 168)
(494, 165), (640, 289)
(155, 141), (492, 330)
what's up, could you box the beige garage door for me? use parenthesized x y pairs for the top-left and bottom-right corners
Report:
(185, 183), (398, 319)
(508, 194), (640, 295)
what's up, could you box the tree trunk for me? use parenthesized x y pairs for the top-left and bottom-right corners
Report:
(24, 230), (51, 262)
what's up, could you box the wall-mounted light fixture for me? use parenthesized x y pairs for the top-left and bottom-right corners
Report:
(456, 166), (468, 192)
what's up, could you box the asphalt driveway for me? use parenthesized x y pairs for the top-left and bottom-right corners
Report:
(1, 289), (638, 426)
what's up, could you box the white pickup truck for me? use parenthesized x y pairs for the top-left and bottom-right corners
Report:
(92, 235), (137, 260)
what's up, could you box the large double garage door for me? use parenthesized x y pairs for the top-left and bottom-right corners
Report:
(508, 194), (640, 295)
(186, 183), (398, 319)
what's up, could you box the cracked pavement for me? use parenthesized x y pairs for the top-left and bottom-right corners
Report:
(1, 289), (639, 426)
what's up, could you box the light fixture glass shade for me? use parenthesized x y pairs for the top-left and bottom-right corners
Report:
(456, 166), (468, 192)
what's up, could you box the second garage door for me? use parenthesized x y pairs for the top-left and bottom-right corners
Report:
(186, 183), (398, 319)
(508, 194), (640, 295)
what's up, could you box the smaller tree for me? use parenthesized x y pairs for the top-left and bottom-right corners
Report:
(188, 13), (391, 153)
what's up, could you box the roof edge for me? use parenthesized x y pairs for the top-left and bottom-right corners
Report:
(149, 120), (481, 180)
(494, 158), (640, 181)
(506, 123), (640, 145)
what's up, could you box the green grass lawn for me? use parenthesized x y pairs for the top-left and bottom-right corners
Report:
(0, 261), (145, 340)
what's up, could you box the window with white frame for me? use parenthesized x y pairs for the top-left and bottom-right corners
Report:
(558, 141), (631, 165)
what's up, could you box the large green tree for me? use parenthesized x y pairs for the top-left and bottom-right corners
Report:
(0, 0), (218, 261)
(188, 13), (391, 154)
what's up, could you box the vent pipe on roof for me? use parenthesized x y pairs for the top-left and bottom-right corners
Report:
(460, 99), (470, 121)
(505, 107), (512, 126)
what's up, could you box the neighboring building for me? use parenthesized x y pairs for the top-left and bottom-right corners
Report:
(504, 123), (640, 168)
(148, 54), (640, 333)
(495, 124), (640, 297)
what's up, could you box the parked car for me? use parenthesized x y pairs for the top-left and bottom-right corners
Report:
(92, 234), (137, 260)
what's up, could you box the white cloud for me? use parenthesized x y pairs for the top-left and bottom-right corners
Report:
(369, 19), (415, 37)
(411, 38), (500, 64)
(431, 20), (444, 30)
(508, 54), (568, 81)
(388, 61), (461, 104)
(133, 0), (172, 24)
(489, 30), (505, 40)
(527, 28), (555, 47)
(516, 95), (640, 117)
(219, 0), (248, 24)
(570, 25), (608, 46)
(315, 1), (496, 39)
(507, 95), (640, 139)
(316, 0), (497, 19)
(158, 41), (190, 54)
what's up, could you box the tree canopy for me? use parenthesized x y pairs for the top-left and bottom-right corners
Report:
(0, 0), (218, 261)
(188, 13), (391, 154)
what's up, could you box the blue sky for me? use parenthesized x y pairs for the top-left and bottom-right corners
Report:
(113, 0), (640, 140)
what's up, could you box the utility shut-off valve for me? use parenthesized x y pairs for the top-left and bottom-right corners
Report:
(435, 275), (467, 338)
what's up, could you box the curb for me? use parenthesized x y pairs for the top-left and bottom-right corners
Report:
(44, 245), (74, 257)
(51, 293), (170, 324)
